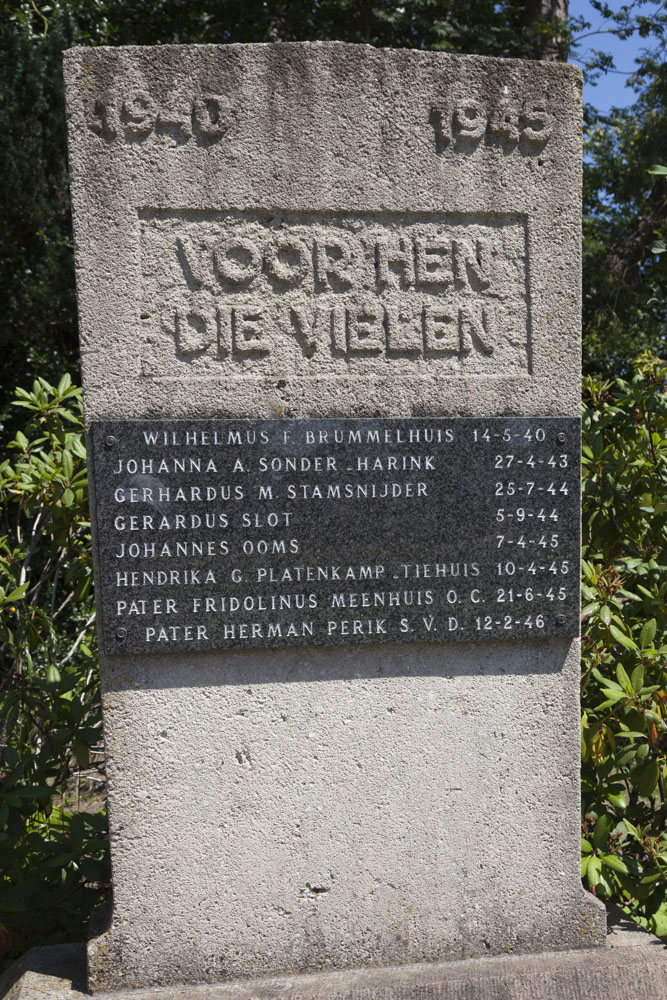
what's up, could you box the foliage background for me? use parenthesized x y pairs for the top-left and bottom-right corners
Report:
(0, 0), (665, 970)
(580, 354), (666, 938)
(0, 377), (106, 965)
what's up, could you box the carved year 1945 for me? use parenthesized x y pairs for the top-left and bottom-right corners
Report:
(429, 98), (553, 154)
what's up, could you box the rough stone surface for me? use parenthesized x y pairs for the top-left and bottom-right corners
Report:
(63, 42), (605, 992)
(3, 934), (666, 1000)
(63, 42), (584, 424)
(0, 946), (86, 1000)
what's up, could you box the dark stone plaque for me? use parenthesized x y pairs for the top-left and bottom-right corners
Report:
(90, 417), (580, 654)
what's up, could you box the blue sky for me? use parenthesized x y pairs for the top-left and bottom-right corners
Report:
(568, 0), (664, 112)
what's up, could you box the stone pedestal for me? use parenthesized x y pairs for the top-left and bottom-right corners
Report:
(3, 926), (666, 1000)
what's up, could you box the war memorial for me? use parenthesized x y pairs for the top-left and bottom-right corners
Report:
(2, 40), (665, 1000)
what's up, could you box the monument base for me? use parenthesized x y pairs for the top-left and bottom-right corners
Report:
(2, 916), (664, 1000)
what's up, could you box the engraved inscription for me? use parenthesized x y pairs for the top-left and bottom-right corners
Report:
(429, 99), (553, 153)
(87, 90), (552, 152)
(139, 212), (530, 377)
(89, 93), (234, 143)
(91, 417), (580, 654)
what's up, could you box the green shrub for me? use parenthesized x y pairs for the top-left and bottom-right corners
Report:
(581, 353), (666, 936)
(0, 377), (108, 968)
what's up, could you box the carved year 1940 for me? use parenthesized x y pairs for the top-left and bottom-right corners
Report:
(89, 92), (234, 142)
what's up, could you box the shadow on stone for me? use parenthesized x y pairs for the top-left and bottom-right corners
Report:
(101, 636), (573, 692)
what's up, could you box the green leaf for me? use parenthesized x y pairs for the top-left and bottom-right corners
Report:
(61, 450), (74, 480)
(600, 853), (629, 875)
(597, 871), (613, 897)
(586, 856), (602, 887)
(73, 741), (90, 771)
(638, 760), (659, 798)
(18, 785), (52, 798)
(607, 794), (627, 813)
(581, 838), (593, 854)
(592, 814), (612, 850)
(582, 559), (595, 582)
(649, 903), (667, 938)
(597, 690), (626, 707)
(609, 624), (638, 652)
(596, 691), (628, 712)
(592, 667), (623, 691)
(647, 164), (667, 175)
(596, 697), (624, 710)
(616, 663), (632, 690)
(46, 665), (61, 684)
(640, 872), (663, 885)
(5, 583), (29, 601)
(639, 619), (657, 649)
(79, 858), (108, 883)
(630, 664), (645, 693)
(69, 813), (85, 851)
(61, 488), (75, 507)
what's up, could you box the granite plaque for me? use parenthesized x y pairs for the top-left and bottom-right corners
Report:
(91, 416), (579, 654)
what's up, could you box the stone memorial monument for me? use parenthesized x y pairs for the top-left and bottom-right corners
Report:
(3, 39), (659, 1000)
(62, 40), (598, 990)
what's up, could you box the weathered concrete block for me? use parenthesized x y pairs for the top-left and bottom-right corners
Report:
(3, 931), (666, 1000)
(63, 42), (605, 992)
